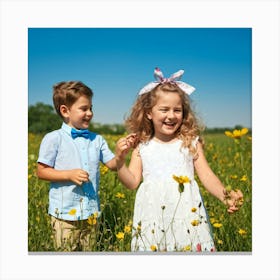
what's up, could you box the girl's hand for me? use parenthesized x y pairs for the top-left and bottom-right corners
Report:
(116, 134), (138, 164)
(224, 189), (243, 213)
(68, 169), (89, 186)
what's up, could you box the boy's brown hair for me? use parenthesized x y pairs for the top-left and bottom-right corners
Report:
(53, 81), (93, 118)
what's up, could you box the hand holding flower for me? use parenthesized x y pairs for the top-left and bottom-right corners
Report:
(223, 188), (243, 213)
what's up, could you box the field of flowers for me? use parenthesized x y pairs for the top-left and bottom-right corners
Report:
(28, 129), (252, 252)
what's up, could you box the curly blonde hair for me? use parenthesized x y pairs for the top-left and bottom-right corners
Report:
(125, 83), (204, 155)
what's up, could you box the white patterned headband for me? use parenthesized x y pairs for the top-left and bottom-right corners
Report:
(138, 67), (195, 96)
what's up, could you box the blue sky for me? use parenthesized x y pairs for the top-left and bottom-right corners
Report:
(28, 28), (251, 128)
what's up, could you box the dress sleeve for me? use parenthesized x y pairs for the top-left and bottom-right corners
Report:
(37, 131), (60, 167)
(191, 136), (200, 149)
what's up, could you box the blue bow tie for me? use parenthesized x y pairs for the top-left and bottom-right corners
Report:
(71, 128), (89, 139)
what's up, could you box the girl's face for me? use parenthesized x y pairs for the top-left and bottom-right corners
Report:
(61, 95), (93, 129)
(147, 90), (183, 142)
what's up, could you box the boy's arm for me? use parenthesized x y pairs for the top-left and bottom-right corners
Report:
(37, 162), (89, 186)
(105, 157), (117, 171)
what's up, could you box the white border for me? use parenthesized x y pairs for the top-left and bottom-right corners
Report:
(1, 0), (279, 279)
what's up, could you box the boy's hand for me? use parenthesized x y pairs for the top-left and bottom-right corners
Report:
(224, 189), (243, 214)
(68, 169), (89, 186)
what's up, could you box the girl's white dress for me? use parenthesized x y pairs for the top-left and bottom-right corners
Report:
(131, 138), (215, 252)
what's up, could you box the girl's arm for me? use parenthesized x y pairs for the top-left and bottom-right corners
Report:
(115, 136), (142, 190)
(194, 142), (242, 213)
(37, 162), (89, 186)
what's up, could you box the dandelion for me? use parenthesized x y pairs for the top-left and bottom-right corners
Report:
(213, 223), (223, 228)
(172, 175), (190, 184)
(173, 175), (190, 193)
(116, 232), (125, 240)
(87, 215), (97, 225)
(210, 218), (216, 224)
(115, 192), (125, 199)
(150, 245), (157, 251)
(238, 229), (247, 235)
(240, 175), (247, 182)
(225, 128), (248, 139)
(68, 208), (77, 216)
(100, 164), (109, 175)
(124, 225), (131, 233)
(217, 239), (223, 245)
(191, 207), (197, 212)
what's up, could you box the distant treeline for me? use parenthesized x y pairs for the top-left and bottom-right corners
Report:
(28, 102), (250, 135)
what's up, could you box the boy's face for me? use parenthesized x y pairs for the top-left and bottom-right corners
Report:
(61, 95), (93, 130)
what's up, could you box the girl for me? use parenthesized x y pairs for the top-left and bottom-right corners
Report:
(116, 68), (243, 252)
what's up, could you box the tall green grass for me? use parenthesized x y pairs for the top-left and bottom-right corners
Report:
(28, 132), (252, 252)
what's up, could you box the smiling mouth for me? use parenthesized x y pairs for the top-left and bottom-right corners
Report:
(163, 122), (176, 128)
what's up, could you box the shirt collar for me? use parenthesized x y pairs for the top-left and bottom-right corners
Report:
(61, 122), (73, 136)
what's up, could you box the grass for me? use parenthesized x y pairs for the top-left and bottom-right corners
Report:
(28, 131), (252, 252)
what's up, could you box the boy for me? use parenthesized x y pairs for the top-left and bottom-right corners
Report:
(37, 81), (116, 251)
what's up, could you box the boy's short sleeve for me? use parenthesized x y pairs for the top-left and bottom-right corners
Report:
(99, 136), (115, 164)
(37, 131), (60, 167)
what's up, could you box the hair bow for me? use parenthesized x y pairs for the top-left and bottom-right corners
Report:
(138, 67), (195, 96)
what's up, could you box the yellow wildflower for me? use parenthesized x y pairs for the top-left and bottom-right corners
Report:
(183, 245), (191, 251)
(210, 218), (216, 224)
(124, 225), (131, 233)
(68, 208), (77, 216)
(172, 175), (190, 184)
(225, 127), (248, 139)
(115, 192), (125, 199)
(191, 220), (199, 226)
(87, 215), (97, 225)
(100, 164), (109, 175)
(217, 239), (223, 245)
(116, 232), (125, 240)
(150, 245), (157, 251)
(240, 175), (247, 181)
(238, 229), (247, 235)
(191, 207), (197, 212)
(173, 175), (190, 193)
(213, 223), (223, 228)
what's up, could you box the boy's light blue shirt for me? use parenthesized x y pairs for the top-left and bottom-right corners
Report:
(37, 123), (115, 221)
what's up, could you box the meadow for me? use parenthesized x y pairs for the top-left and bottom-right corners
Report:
(28, 129), (252, 252)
